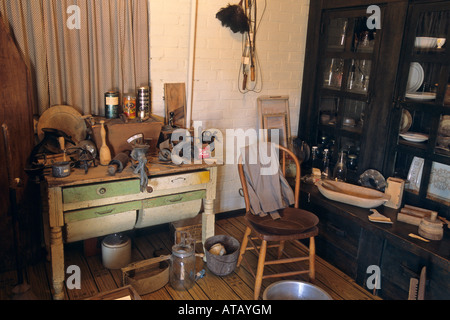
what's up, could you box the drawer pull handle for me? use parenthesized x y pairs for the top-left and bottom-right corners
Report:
(97, 187), (107, 195)
(171, 177), (186, 183)
(168, 196), (184, 203)
(95, 209), (114, 215)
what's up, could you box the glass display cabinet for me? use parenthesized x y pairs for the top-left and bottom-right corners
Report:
(300, 3), (406, 183)
(385, 2), (450, 214)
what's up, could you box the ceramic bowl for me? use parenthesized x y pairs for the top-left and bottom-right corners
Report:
(343, 117), (356, 127)
(414, 37), (437, 49)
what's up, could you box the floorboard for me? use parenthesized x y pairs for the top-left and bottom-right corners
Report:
(0, 214), (380, 301)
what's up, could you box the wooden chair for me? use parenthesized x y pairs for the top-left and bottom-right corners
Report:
(236, 144), (319, 300)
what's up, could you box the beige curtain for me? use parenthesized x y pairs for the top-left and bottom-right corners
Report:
(0, 0), (149, 116)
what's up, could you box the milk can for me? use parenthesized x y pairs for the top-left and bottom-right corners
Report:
(169, 231), (195, 291)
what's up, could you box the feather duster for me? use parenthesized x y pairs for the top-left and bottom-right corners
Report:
(216, 1), (250, 34)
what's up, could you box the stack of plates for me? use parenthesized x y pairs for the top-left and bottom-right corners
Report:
(405, 62), (436, 101)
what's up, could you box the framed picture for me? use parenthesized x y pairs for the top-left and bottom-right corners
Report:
(263, 113), (288, 147)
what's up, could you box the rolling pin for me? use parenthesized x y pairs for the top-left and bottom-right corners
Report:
(107, 151), (130, 176)
(58, 136), (66, 161)
(99, 120), (111, 166)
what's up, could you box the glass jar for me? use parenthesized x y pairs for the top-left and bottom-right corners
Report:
(169, 231), (195, 291)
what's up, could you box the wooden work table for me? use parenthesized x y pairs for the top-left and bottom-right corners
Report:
(42, 157), (218, 300)
(300, 182), (449, 300)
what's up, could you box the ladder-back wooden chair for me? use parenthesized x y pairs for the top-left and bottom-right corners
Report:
(236, 143), (319, 300)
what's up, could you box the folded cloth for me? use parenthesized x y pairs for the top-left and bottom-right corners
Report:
(241, 142), (295, 219)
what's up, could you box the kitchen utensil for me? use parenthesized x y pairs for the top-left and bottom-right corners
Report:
(102, 233), (131, 269)
(58, 136), (66, 161)
(406, 62), (424, 93)
(108, 151), (130, 176)
(418, 211), (444, 240)
(408, 233), (430, 242)
(204, 235), (240, 276)
(384, 177), (405, 209)
(408, 266), (427, 300)
(99, 120), (112, 166)
(170, 231), (196, 291)
(263, 280), (332, 300)
(52, 161), (73, 178)
(414, 37), (437, 49)
(399, 109), (412, 133)
(316, 180), (390, 208)
(405, 92), (436, 100)
(368, 209), (392, 224)
(399, 132), (429, 143)
(37, 105), (87, 144)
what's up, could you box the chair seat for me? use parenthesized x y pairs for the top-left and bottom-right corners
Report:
(245, 207), (319, 240)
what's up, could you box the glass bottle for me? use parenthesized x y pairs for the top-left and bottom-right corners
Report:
(311, 146), (321, 174)
(333, 151), (347, 182)
(321, 148), (330, 179)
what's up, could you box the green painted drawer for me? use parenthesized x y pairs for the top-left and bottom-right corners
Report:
(65, 200), (141, 223)
(63, 179), (140, 204)
(141, 190), (206, 208)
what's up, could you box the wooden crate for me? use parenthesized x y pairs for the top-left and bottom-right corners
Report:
(86, 285), (142, 300)
(170, 214), (202, 244)
(121, 255), (170, 295)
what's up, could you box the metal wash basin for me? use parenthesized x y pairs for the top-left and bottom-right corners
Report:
(315, 180), (390, 209)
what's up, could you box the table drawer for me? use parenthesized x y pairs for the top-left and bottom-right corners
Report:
(63, 179), (140, 204)
(148, 171), (210, 192)
(64, 201), (140, 242)
(135, 190), (205, 229)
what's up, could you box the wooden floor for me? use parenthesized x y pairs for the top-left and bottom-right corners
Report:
(0, 214), (380, 300)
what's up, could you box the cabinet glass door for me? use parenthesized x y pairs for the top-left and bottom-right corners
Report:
(391, 2), (450, 210)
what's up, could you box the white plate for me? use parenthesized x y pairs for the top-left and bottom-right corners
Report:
(405, 92), (436, 100)
(406, 62), (424, 93)
(400, 132), (429, 143)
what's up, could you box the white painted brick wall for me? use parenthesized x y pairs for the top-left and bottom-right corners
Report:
(150, 0), (310, 213)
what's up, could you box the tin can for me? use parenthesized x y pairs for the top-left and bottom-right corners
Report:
(105, 91), (120, 119)
(123, 94), (136, 119)
(136, 86), (150, 119)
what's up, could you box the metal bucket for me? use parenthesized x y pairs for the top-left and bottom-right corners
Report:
(263, 280), (332, 300)
(205, 235), (240, 276)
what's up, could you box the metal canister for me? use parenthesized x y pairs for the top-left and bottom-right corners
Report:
(105, 91), (120, 119)
(136, 86), (150, 119)
(123, 94), (136, 119)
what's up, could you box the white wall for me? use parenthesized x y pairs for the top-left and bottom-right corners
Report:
(150, 0), (310, 213)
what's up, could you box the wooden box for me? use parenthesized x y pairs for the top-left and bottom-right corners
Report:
(121, 255), (170, 295)
(91, 118), (162, 157)
(87, 285), (142, 300)
(170, 214), (202, 243)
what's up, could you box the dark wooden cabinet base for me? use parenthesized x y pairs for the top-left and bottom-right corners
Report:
(301, 183), (450, 300)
